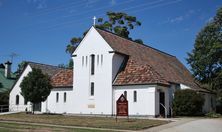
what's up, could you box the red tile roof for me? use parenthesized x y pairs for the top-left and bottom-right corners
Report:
(51, 69), (73, 88)
(96, 28), (204, 90)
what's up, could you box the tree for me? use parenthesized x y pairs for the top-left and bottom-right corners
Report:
(0, 90), (9, 105)
(20, 68), (52, 113)
(65, 11), (143, 56)
(15, 61), (28, 78)
(187, 7), (222, 104)
(173, 89), (205, 116)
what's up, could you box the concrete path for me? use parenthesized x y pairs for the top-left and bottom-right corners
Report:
(0, 111), (20, 115)
(143, 118), (222, 132)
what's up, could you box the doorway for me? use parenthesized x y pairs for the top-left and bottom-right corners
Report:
(159, 92), (165, 117)
(33, 103), (41, 112)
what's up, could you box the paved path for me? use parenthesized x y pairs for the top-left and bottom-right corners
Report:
(143, 118), (222, 132)
(0, 111), (20, 115)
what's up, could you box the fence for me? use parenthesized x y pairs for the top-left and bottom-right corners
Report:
(0, 105), (9, 113)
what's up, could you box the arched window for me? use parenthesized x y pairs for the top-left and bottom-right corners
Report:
(90, 82), (94, 96)
(56, 93), (59, 103)
(124, 91), (127, 99)
(64, 92), (67, 103)
(134, 91), (137, 102)
(16, 95), (19, 105)
(90, 54), (95, 75)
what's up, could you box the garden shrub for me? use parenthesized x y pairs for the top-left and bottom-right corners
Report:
(173, 89), (204, 116)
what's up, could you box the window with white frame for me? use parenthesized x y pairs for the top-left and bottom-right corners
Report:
(56, 93), (59, 103)
(90, 82), (94, 96)
(133, 91), (137, 102)
(16, 95), (19, 105)
(64, 92), (67, 103)
(90, 54), (95, 75)
(124, 91), (127, 99)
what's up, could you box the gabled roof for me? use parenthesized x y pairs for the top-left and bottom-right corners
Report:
(0, 66), (16, 93)
(96, 28), (202, 90)
(11, 61), (72, 90)
(27, 62), (73, 88)
(51, 69), (73, 88)
(27, 61), (63, 77)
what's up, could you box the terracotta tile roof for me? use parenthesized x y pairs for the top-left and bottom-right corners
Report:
(27, 62), (73, 88)
(96, 28), (202, 90)
(51, 69), (73, 88)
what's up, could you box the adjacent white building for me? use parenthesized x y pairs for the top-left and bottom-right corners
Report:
(9, 26), (215, 117)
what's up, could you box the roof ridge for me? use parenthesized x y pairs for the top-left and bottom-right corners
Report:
(26, 61), (67, 69)
(95, 27), (175, 58)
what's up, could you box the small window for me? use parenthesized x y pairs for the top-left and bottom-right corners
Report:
(97, 55), (99, 65)
(91, 54), (95, 75)
(133, 91), (137, 102)
(64, 92), (67, 103)
(82, 56), (84, 66)
(124, 91), (127, 99)
(101, 54), (103, 64)
(90, 82), (94, 96)
(24, 98), (27, 105)
(86, 56), (88, 66)
(16, 95), (19, 105)
(56, 93), (59, 103)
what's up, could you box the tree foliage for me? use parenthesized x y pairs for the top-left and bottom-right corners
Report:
(0, 90), (9, 105)
(20, 68), (52, 113)
(15, 61), (28, 78)
(173, 89), (205, 116)
(65, 11), (143, 56)
(187, 7), (222, 103)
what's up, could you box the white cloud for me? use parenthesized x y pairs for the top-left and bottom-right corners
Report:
(26, 0), (47, 9)
(0, 0), (3, 7)
(161, 9), (197, 24)
(85, 0), (100, 8)
(110, 0), (116, 6)
(170, 16), (184, 23)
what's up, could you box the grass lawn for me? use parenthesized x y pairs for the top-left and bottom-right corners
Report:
(0, 113), (168, 130)
(0, 122), (110, 132)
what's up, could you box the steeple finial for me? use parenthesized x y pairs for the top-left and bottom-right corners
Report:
(93, 16), (96, 26)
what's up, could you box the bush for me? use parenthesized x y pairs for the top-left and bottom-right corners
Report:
(205, 111), (221, 118)
(173, 89), (205, 116)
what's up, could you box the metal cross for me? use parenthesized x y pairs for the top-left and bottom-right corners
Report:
(93, 16), (96, 26)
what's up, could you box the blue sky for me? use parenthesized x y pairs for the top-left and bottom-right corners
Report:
(0, 0), (221, 71)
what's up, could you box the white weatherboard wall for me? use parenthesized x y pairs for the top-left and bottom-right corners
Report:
(41, 88), (73, 113)
(71, 27), (114, 115)
(9, 65), (32, 112)
(113, 85), (157, 116)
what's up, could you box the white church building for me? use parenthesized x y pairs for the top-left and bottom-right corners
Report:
(9, 26), (215, 117)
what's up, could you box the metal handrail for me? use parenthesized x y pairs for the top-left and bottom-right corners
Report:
(160, 103), (167, 118)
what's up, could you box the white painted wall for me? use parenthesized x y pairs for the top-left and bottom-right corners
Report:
(113, 85), (157, 116)
(41, 88), (73, 113)
(180, 84), (191, 89)
(71, 27), (114, 115)
(9, 65), (32, 112)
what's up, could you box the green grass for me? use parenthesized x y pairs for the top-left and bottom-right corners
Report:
(0, 122), (113, 132)
(0, 113), (168, 130)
